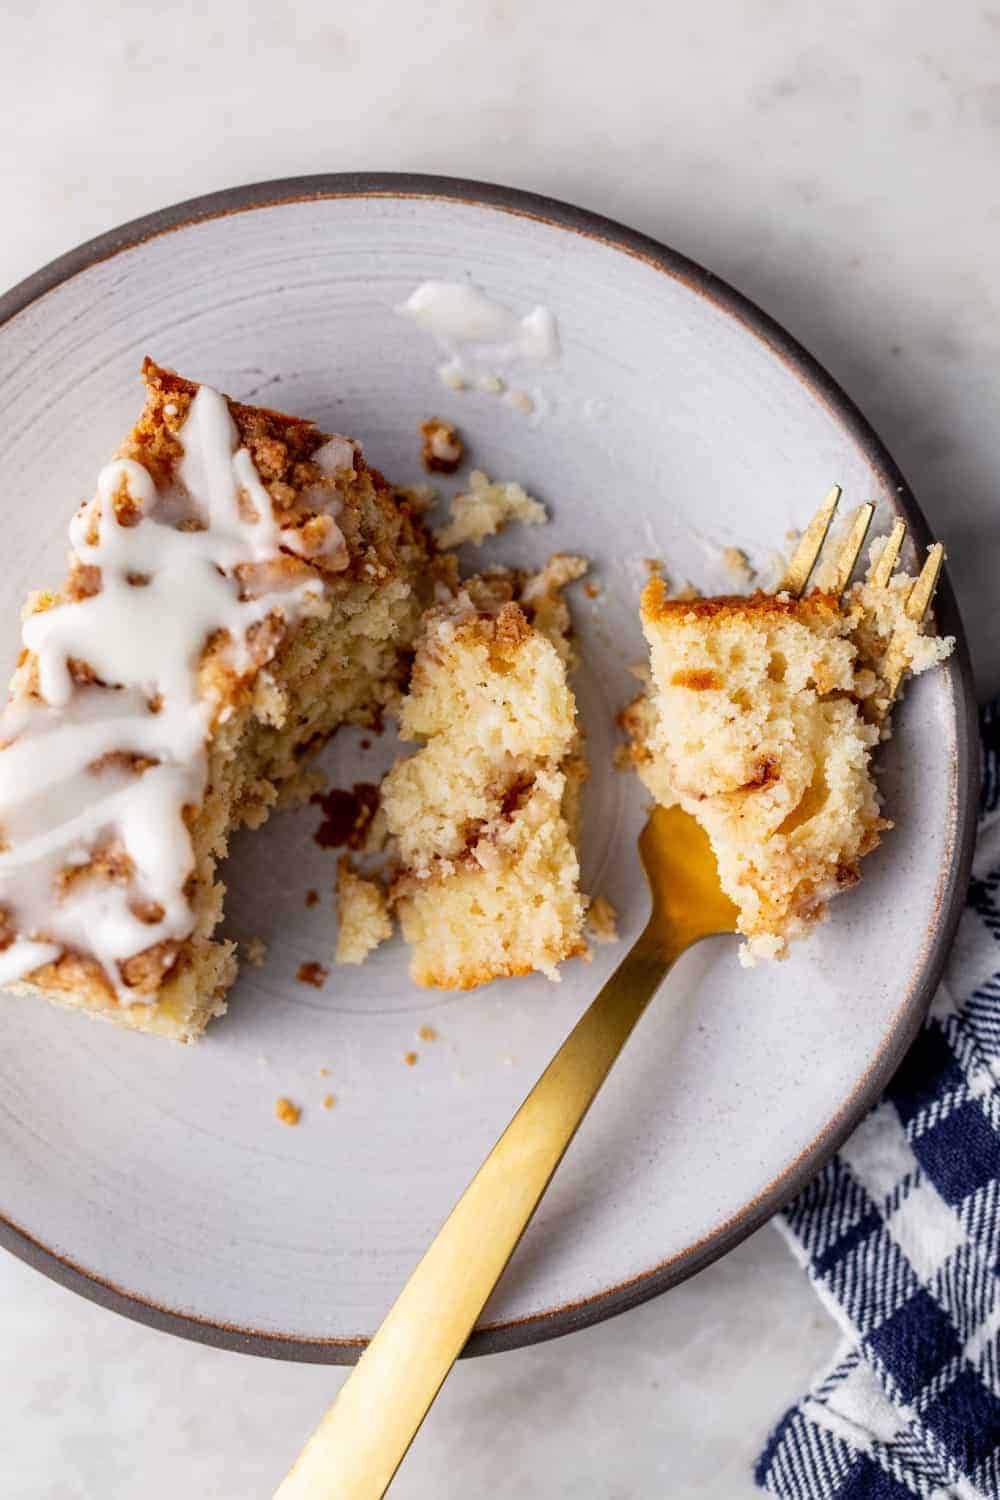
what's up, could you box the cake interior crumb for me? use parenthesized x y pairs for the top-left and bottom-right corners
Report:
(322, 1093), (336, 1110)
(404, 1051), (418, 1066)
(434, 471), (547, 549)
(586, 896), (620, 945)
(336, 858), (393, 965)
(305, 889), (319, 908)
(244, 936), (268, 967)
(418, 1024), (439, 1042)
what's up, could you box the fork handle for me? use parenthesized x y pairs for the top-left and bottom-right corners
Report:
(274, 931), (675, 1500)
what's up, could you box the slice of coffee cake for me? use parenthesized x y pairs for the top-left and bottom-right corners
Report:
(0, 360), (435, 1039)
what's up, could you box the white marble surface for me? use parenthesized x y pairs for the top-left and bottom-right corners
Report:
(3, 1), (997, 1495)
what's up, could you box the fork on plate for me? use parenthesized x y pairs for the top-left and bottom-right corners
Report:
(274, 492), (946, 1500)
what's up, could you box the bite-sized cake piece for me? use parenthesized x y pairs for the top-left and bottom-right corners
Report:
(626, 540), (953, 964)
(0, 359), (436, 1039)
(379, 557), (588, 989)
(335, 857), (392, 965)
(433, 471), (547, 548)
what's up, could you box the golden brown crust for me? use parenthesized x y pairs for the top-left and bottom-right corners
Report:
(641, 574), (841, 626)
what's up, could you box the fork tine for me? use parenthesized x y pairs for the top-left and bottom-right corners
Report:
(780, 485), (841, 596)
(879, 543), (946, 710)
(869, 518), (907, 589)
(906, 542), (945, 622)
(822, 502), (875, 598)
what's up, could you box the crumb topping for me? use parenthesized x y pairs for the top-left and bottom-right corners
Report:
(419, 417), (464, 474)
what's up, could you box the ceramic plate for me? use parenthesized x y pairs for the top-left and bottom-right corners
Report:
(0, 176), (977, 1361)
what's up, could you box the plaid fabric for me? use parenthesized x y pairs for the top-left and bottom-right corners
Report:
(757, 706), (1000, 1500)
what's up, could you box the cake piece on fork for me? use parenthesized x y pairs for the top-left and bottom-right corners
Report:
(0, 360), (436, 1039)
(625, 503), (953, 964)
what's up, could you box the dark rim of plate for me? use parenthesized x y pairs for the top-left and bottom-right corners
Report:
(0, 172), (980, 1363)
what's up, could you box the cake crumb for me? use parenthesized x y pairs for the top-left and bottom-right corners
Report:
(419, 417), (464, 474)
(721, 546), (755, 587)
(319, 1066), (330, 1077)
(404, 1051), (418, 1067)
(275, 1097), (301, 1126)
(244, 936), (267, 966)
(587, 896), (620, 945)
(305, 889), (319, 908)
(322, 1093), (336, 1110)
(296, 961), (328, 988)
(439, 362), (468, 391)
(502, 388), (535, 414)
(434, 471), (547, 549)
(336, 858), (393, 964)
(519, 554), (588, 666)
(584, 580), (602, 599)
(418, 1024), (439, 1042)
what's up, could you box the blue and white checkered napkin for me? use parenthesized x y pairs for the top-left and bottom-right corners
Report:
(757, 703), (1000, 1500)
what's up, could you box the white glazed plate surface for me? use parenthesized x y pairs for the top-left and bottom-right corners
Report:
(0, 178), (976, 1360)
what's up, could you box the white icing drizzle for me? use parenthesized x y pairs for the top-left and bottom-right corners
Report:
(396, 281), (560, 390)
(0, 384), (347, 1000)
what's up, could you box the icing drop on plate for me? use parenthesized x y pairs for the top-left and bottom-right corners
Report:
(397, 281), (560, 392)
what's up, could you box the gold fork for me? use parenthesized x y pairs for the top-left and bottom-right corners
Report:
(274, 493), (946, 1500)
